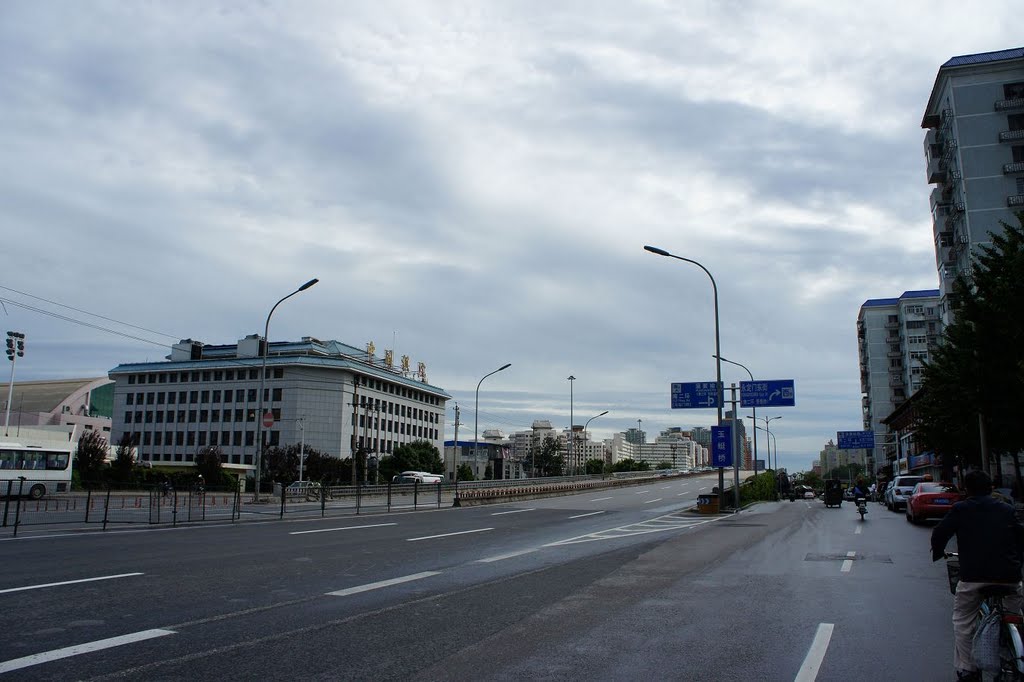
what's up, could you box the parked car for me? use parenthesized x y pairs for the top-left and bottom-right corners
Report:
(886, 475), (927, 511)
(906, 482), (963, 523)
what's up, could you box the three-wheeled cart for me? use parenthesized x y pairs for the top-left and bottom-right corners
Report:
(824, 479), (844, 508)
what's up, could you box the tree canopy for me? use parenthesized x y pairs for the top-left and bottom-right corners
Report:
(916, 213), (1024, 479)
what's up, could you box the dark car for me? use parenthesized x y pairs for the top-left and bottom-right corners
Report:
(906, 482), (963, 523)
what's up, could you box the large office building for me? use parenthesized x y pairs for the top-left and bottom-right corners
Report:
(857, 291), (942, 474)
(109, 336), (449, 477)
(922, 47), (1024, 324)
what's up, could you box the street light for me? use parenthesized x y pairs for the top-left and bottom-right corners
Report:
(4, 331), (25, 437)
(582, 410), (609, 475)
(751, 414), (782, 497)
(471, 363), (511, 484)
(644, 245), (732, 507)
(714, 354), (757, 475)
(254, 278), (318, 500)
(567, 375), (576, 476)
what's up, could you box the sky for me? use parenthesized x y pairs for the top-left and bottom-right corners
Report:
(1, 1), (1019, 474)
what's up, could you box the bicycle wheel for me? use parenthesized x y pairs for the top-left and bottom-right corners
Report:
(992, 620), (1024, 681)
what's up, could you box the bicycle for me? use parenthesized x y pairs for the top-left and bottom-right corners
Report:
(945, 552), (1024, 680)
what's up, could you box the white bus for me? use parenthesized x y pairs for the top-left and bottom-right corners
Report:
(0, 442), (74, 499)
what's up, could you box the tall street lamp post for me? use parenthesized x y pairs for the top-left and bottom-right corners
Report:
(582, 410), (609, 474)
(254, 278), (319, 500)
(644, 245), (732, 507)
(714, 354), (757, 475)
(4, 331), (25, 437)
(472, 363), (511, 484)
(567, 375), (576, 475)
(752, 415), (782, 498)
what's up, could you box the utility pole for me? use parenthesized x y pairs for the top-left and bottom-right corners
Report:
(350, 381), (359, 486)
(452, 403), (460, 481)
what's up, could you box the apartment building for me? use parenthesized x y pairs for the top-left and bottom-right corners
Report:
(857, 291), (942, 473)
(922, 47), (1024, 324)
(109, 336), (449, 476)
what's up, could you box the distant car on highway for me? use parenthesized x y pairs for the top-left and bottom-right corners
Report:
(393, 471), (443, 484)
(906, 482), (962, 523)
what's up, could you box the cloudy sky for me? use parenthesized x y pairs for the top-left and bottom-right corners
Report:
(1, 1), (1018, 473)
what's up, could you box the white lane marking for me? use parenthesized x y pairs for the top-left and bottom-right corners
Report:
(660, 486), (672, 490)
(855, 526), (862, 535)
(841, 551), (856, 573)
(634, 490), (650, 495)
(590, 497), (613, 502)
(406, 528), (493, 542)
(326, 571), (440, 597)
(794, 623), (834, 682)
(546, 511), (726, 546)
(0, 629), (175, 674)
(569, 510), (606, 519)
(290, 523), (396, 536)
(699, 487), (708, 491)
(644, 498), (663, 504)
(476, 548), (537, 563)
(491, 508), (535, 516)
(677, 492), (688, 497)
(0, 573), (144, 595)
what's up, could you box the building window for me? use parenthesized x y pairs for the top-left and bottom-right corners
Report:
(126, 394), (134, 405)
(200, 410), (208, 422)
(128, 375), (136, 385)
(272, 388), (282, 401)
(212, 390), (221, 403)
(176, 432), (185, 446)
(156, 411), (163, 424)
(168, 392), (176, 405)
(214, 370), (223, 381)
(146, 392), (155, 405)
(225, 370), (234, 380)
(178, 391), (187, 403)
(125, 411), (132, 424)
(154, 432), (162, 446)
(201, 390), (209, 403)
(269, 431), (280, 446)
(245, 431), (254, 447)
(273, 368), (283, 379)
(1010, 113), (1024, 132)
(166, 411), (175, 423)
(134, 410), (143, 423)
(191, 372), (200, 382)
(212, 409), (220, 422)
(248, 389), (257, 402)
(199, 432), (207, 446)
(236, 409), (245, 422)
(187, 432), (195, 446)
(224, 390), (233, 402)
(189, 391), (199, 403)
(157, 392), (165, 405)
(202, 371), (211, 381)
(210, 432), (219, 446)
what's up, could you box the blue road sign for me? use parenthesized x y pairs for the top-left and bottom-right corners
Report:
(837, 430), (875, 450)
(711, 425), (732, 468)
(740, 379), (796, 408)
(670, 382), (721, 409)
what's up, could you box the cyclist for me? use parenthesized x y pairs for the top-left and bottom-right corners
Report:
(931, 469), (1024, 681)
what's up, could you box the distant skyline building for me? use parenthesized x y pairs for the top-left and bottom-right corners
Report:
(857, 291), (942, 475)
(922, 47), (1024, 325)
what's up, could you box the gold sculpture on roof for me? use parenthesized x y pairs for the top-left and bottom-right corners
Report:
(384, 349), (394, 369)
(366, 341), (375, 358)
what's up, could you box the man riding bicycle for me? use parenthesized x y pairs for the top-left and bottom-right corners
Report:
(931, 470), (1024, 680)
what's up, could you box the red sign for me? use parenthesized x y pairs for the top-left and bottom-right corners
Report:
(262, 412), (274, 428)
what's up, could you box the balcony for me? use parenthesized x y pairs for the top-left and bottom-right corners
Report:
(927, 157), (946, 184)
(999, 129), (1024, 142)
(1010, 195), (1024, 207)
(889, 374), (906, 388)
(995, 98), (1024, 112)
(1005, 162), (1024, 174)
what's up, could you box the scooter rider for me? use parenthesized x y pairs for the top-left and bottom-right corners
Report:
(931, 469), (1024, 681)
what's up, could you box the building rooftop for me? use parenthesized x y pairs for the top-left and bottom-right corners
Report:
(860, 289), (940, 308)
(942, 46), (1024, 68)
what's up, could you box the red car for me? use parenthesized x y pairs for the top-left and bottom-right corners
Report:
(906, 482), (963, 523)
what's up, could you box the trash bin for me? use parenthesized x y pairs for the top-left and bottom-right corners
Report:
(697, 494), (720, 514)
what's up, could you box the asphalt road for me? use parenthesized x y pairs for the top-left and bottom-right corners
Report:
(0, 478), (957, 681)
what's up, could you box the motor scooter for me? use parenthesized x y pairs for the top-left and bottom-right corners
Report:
(856, 497), (868, 521)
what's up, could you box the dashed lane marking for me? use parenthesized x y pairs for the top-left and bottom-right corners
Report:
(326, 572), (441, 597)
(0, 629), (175, 674)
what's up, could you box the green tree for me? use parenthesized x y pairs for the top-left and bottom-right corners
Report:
(795, 470), (823, 490)
(110, 433), (136, 483)
(195, 446), (232, 487)
(533, 436), (564, 477)
(75, 430), (108, 483)
(457, 463), (475, 481)
(656, 461), (672, 470)
(483, 463), (493, 480)
(917, 213), (1024, 484)
(379, 441), (444, 482)
(584, 458), (605, 475)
